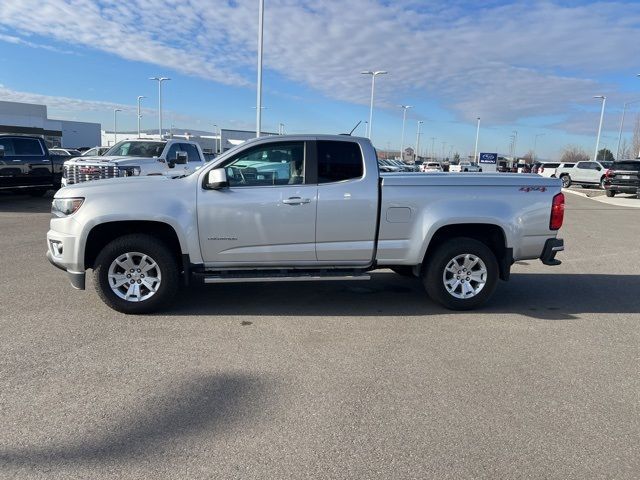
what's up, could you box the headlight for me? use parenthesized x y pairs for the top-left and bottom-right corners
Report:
(51, 197), (84, 217)
(118, 166), (141, 177)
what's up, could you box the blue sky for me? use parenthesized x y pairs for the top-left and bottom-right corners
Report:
(1, 0), (640, 159)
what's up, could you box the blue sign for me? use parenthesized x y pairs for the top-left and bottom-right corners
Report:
(479, 152), (498, 164)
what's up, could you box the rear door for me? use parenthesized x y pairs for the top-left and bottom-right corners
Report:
(314, 140), (378, 263)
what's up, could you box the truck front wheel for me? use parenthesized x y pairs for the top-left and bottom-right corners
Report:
(423, 238), (499, 310)
(93, 234), (179, 314)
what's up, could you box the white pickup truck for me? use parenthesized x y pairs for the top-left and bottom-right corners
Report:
(61, 139), (205, 186)
(47, 135), (565, 314)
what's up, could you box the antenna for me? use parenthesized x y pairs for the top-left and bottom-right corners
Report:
(348, 120), (362, 136)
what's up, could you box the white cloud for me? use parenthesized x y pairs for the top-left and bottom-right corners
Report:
(1, 0), (639, 133)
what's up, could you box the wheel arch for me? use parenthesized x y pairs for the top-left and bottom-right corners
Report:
(421, 223), (512, 280)
(84, 221), (184, 271)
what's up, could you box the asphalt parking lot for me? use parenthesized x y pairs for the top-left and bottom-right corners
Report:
(1, 192), (639, 479)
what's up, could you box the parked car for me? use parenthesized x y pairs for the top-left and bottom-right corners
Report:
(533, 162), (561, 177)
(420, 162), (443, 172)
(81, 146), (110, 157)
(555, 160), (613, 189)
(0, 135), (64, 196)
(47, 134), (565, 314)
(450, 162), (482, 173)
(377, 159), (401, 172)
(49, 148), (83, 157)
(61, 139), (206, 186)
(603, 160), (640, 197)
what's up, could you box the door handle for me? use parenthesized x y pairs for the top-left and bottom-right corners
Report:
(283, 197), (311, 205)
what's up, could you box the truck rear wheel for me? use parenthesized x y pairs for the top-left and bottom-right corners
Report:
(423, 238), (498, 310)
(93, 234), (179, 314)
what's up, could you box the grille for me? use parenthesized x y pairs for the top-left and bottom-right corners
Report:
(63, 164), (119, 185)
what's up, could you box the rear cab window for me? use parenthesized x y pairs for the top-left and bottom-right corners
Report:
(317, 140), (363, 183)
(613, 162), (640, 171)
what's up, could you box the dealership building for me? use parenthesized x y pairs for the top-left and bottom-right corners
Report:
(0, 101), (101, 148)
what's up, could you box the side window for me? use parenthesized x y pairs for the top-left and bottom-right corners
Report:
(181, 143), (201, 162)
(577, 162), (589, 169)
(224, 142), (305, 187)
(165, 143), (181, 161)
(0, 138), (16, 155)
(13, 138), (43, 155)
(317, 141), (363, 183)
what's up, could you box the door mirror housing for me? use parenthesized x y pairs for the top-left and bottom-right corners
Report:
(167, 159), (176, 168)
(596, 166), (602, 171)
(175, 151), (188, 165)
(205, 168), (228, 190)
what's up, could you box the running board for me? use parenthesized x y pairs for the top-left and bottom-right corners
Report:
(198, 270), (371, 284)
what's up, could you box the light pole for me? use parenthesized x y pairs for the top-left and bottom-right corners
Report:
(113, 108), (122, 144)
(136, 95), (146, 139)
(615, 98), (640, 160)
(212, 124), (219, 154)
(399, 105), (412, 161)
(533, 133), (545, 162)
(593, 95), (607, 162)
(361, 70), (388, 140)
(442, 142), (446, 162)
(256, 0), (264, 137)
(149, 76), (170, 138)
(430, 137), (436, 161)
(415, 120), (424, 163)
(473, 117), (480, 163)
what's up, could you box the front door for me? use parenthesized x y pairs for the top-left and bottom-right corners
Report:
(197, 141), (317, 266)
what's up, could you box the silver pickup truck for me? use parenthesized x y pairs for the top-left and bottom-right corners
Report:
(46, 135), (565, 314)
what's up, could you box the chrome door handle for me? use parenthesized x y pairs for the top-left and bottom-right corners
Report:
(283, 197), (311, 205)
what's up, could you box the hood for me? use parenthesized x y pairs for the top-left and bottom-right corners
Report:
(66, 155), (155, 165)
(55, 173), (191, 198)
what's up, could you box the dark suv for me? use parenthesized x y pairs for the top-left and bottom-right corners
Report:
(603, 161), (640, 197)
(0, 135), (64, 196)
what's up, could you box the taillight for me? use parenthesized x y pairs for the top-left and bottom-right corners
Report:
(550, 193), (565, 230)
(605, 169), (614, 178)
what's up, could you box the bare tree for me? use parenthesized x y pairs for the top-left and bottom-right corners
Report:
(522, 150), (535, 164)
(619, 138), (631, 160)
(632, 114), (640, 159)
(560, 145), (589, 163)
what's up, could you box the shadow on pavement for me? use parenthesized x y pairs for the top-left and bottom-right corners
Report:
(0, 191), (54, 213)
(0, 373), (268, 467)
(166, 272), (640, 321)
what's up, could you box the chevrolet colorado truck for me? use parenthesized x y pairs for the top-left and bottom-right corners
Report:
(0, 135), (64, 195)
(47, 135), (565, 314)
(61, 139), (205, 186)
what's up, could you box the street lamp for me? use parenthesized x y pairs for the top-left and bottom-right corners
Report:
(415, 120), (424, 163)
(361, 70), (388, 140)
(533, 133), (545, 162)
(593, 95), (607, 162)
(473, 117), (480, 163)
(149, 76), (170, 138)
(113, 108), (122, 144)
(136, 95), (146, 139)
(615, 98), (640, 160)
(256, 0), (265, 137)
(512, 130), (518, 159)
(398, 105), (412, 161)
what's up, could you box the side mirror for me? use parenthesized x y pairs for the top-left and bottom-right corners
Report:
(0, 145), (4, 158)
(176, 151), (188, 165)
(596, 166), (602, 171)
(205, 168), (228, 190)
(167, 159), (176, 168)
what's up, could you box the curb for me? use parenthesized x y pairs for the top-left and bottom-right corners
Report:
(562, 188), (589, 198)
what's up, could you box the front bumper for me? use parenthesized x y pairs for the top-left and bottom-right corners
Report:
(46, 228), (86, 290)
(540, 238), (564, 266)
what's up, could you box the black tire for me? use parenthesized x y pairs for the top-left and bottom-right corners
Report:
(28, 188), (49, 197)
(422, 237), (499, 310)
(599, 177), (606, 190)
(560, 175), (571, 188)
(390, 266), (416, 277)
(94, 234), (179, 314)
(605, 189), (616, 197)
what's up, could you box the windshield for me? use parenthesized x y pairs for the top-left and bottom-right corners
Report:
(105, 141), (166, 157)
(600, 161), (614, 169)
